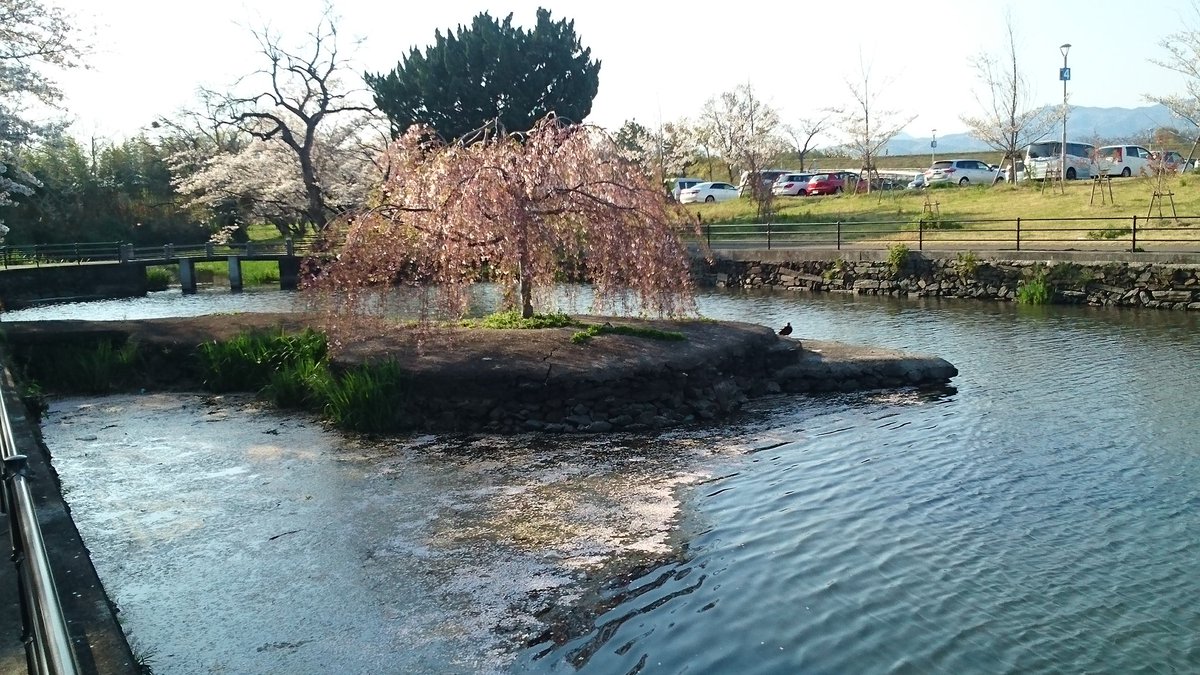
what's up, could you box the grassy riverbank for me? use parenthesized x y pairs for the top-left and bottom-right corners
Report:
(686, 174), (1200, 225)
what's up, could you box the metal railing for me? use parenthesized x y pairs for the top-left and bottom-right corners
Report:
(691, 215), (1200, 253)
(0, 237), (320, 269)
(0, 370), (80, 675)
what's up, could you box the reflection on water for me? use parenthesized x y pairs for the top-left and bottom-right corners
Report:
(25, 287), (1200, 673)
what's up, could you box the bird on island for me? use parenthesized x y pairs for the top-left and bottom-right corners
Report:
(778, 322), (793, 336)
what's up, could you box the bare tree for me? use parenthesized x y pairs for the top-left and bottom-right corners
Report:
(960, 16), (1056, 183)
(1148, 3), (1200, 168)
(696, 83), (784, 183)
(840, 57), (914, 193)
(207, 6), (373, 232)
(783, 111), (837, 171)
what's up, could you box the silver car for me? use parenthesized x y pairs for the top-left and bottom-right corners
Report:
(924, 159), (1002, 187)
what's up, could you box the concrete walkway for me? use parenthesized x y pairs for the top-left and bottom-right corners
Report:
(0, 368), (139, 674)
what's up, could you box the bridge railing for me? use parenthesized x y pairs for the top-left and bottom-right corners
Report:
(0, 242), (124, 268)
(0, 370), (81, 674)
(689, 214), (1200, 253)
(1, 237), (322, 268)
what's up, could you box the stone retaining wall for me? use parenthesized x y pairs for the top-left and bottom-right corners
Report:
(699, 254), (1200, 310)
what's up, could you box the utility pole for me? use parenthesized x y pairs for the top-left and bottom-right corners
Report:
(1060, 43), (1072, 181)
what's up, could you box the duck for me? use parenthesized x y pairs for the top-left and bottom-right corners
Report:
(778, 322), (793, 336)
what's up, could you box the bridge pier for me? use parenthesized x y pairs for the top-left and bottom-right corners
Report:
(179, 259), (198, 294)
(227, 256), (242, 292)
(279, 257), (300, 290)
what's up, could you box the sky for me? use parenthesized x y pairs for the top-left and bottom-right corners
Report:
(44, 0), (1200, 144)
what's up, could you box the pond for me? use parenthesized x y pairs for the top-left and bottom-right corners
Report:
(24, 288), (1200, 673)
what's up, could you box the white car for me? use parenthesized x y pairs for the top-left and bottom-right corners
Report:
(1098, 145), (1152, 177)
(680, 181), (739, 204)
(924, 159), (1003, 186)
(771, 173), (814, 196)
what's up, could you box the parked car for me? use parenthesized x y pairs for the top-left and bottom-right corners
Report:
(666, 177), (705, 201)
(738, 169), (791, 196)
(679, 181), (740, 204)
(907, 173), (927, 190)
(771, 173), (814, 196)
(1098, 145), (1153, 177)
(805, 171), (859, 196)
(1149, 150), (1193, 174)
(924, 159), (1002, 187)
(1024, 141), (1097, 180)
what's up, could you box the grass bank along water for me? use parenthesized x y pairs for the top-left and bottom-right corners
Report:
(701, 250), (1200, 309)
(1, 312), (956, 434)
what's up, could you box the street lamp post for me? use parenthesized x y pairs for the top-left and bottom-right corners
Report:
(1060, 43), (1071, 181)
(931, 129), (937, 166)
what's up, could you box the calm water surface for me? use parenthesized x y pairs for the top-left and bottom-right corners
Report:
(16, 288), (1200, 673)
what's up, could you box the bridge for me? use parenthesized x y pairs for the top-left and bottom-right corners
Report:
(0, 239), (318, 310)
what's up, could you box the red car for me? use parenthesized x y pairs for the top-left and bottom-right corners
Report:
(805, 171), (860, 196)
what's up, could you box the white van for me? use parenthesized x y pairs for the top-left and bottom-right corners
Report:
(738, 169), (791, 196)
(1024, 141), (1096, 180)
(1097, 145), (1153, 177)
(666, 177), (705, 201)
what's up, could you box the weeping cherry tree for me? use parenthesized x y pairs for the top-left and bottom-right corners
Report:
(312, 116), (700, 326)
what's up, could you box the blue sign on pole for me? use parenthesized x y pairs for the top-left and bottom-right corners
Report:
(1060, 67), (1071, 81)
(931, 140), (937, 149)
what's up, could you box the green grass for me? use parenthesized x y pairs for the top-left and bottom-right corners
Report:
(688, 177), (1200, 223)
(685, 176), (1200, 249)
(570, 323), (687, 344)
(461, 310), (580, 329)
(194, 260), (283, 286)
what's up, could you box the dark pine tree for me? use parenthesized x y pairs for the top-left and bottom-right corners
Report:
(365, 8), (601, 141)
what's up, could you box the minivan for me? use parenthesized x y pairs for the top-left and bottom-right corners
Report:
(1097, 145), (1152, 177)
(738, 169), (791, 196)
(1024, 142), (1096, 180)
(666, 177), (705, 201)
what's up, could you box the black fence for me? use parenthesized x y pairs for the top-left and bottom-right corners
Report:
(693, 215), (1200, 253)
(0, 237), (321, 269)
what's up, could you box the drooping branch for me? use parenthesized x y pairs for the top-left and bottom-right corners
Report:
(311, 116), (702, 329)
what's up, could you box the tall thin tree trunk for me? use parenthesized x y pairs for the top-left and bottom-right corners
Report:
(519, 261), (534, 318)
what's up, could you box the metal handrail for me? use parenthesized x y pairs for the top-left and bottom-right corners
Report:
(0, 370), (81, 675)
(691, 214), (1200, 253)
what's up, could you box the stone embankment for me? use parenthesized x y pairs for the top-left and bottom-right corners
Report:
(701, 252), (1200, 310)
(1, 314), (957, 435)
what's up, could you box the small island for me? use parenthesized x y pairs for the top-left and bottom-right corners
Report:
(2, 312), (957, 434)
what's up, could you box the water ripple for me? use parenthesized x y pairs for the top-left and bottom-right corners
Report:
(516, 292), (1200, 674)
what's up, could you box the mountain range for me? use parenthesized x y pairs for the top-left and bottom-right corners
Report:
(884, 104), (1194, 155)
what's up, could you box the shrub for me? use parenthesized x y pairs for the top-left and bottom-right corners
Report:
(956, 251), (979, 278)
(913, 212), (962, 230)
(263, 356), (331, 409)
(1086, 227), (1131, 240)
(886, 243), (910, 276)
(197, 329), (327, 392)
(1017, 269), (1052, 305)
(145, 267), (173, 291)
(23, 340), (140, 394)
